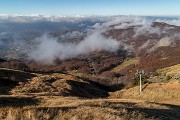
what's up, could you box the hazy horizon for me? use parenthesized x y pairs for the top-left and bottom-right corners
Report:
(0, 0), (180, 16)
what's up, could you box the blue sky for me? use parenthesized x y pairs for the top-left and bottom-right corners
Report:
(0, 0), (180, 16)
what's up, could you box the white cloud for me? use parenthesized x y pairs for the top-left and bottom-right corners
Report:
(29, 30), (120, 64)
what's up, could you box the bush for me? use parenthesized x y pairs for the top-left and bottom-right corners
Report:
(164, 75), (171, 82)
(166, 75), (171, 80)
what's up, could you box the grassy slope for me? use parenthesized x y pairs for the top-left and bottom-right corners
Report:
(110, 81), (180, 104)
(0, 64), (180, 119)
(110, 64), (180, 104)
(112, 58), (139, 72)
(0, 96), (180, 120)
(158, 64), (180, 76)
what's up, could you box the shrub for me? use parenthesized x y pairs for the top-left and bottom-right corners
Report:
(166, 75), (171, 80)
(163, 75), (172, 82)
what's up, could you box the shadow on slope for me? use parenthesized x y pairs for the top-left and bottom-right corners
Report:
(64, 80), (108, 98)
(0, 78), (18, 94)
(68, 73), (125, 92)
(0, 96), (39, 107)
(0, 69), (36, 94)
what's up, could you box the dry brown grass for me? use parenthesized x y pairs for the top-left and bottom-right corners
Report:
(11, 73), (75, 95)
(158, 64), (180, 76)
(11, 73), (108, 98)
(110, 81), (180, 104)
(110, 64), (180, 104)
(0, 106), (149, 120)
(0, 64), (180, 119)
(112, 58), (139, 72)
(1, 96), (177, 120)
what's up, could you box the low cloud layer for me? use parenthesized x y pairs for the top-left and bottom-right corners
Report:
(157, 37), (173, 47)
(26, 16), (180, 64)
(139, 35), (178, 53)
(28, 31), (120, 64)
(0, 14), (112, 23)
(110, 16), (162, 37)
(1, 15), (180, 62)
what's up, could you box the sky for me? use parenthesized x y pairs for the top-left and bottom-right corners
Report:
(0, 0), (180, 16)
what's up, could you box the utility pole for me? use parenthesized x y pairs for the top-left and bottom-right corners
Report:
(136, 70), (144, 93)
(140, 73), (142, 92)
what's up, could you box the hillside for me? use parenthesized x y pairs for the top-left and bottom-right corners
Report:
(0, 20), (180, 87)
(0, 16), (180, 119)
(110, 64), (180, 104)
(0, 64), (180, 119)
